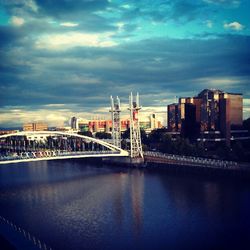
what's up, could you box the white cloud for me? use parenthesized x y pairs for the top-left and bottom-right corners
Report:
(25, 0), (38, 12)
(224, 21), (244, 31)
(0, 109), (69, 127)
(194, 76), (247, 86)
(10, 16), (25, 26)
(60, 22), (79, 27)
(116, 22), (125, 32)
(35, 32), (117, 50)
(121, 4), (131, 9)
(203, 0), (241, 6)
(44, 104), (66, 108)
(206, 20), (213, 28)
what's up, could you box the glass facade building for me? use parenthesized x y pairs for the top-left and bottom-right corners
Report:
(167, 89), (243, 140)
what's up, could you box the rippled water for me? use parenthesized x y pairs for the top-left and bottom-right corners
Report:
(0, 159), (250, 249)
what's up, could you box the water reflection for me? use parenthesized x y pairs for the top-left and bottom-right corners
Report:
(130, 170), (144, 235)
(112, 173), (128, 228)
(0, 161), (250, 249)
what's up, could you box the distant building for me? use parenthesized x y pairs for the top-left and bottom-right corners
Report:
(140, 114), (162, 133)
(78, 119), (89, 132)
(167, 104), (179, 132)
(70, 117), (79, 130)
(23, 123), (48, 131)
(0, 130), (19, 135)
(167, 89), (243, 143)
(68, 115), (162, 134)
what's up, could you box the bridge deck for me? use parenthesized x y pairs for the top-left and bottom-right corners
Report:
(0, 151), (129, 164)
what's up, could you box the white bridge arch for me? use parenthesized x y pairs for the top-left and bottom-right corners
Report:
(0, 131), (129, 164)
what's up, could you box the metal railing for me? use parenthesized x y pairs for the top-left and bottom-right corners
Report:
(0, 150), (121, 162)
(144, 151), (238, 169)
(0, 215), (52, 250)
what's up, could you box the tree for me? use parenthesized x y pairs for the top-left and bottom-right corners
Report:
(78, 131), (93, 137)
(122, 128), (148, 144)
(148, 128), (167, 144)
(121, 128), (130, 139)
(95, 132), (111, 139)
(243, 118), (250, 132)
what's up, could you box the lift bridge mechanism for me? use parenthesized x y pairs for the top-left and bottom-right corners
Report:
(110, 96), (121, 149)
(0, 93), (143, 164)
(128, 93), (143, 159)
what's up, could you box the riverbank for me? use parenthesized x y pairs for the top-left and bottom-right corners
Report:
(103, 152), (250, 180)
(144, 152), (250, 176)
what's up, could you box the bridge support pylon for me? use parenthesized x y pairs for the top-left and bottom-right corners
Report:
(110, 96), (121, 148)
(128, 92), (144, 160)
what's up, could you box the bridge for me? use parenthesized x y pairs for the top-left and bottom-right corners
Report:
(0, 131), (129, 164)
(0, 93), (145, 165)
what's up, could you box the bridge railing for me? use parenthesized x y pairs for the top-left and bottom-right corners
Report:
(144, 151), (238, 168)
(0, 150), (122, 162)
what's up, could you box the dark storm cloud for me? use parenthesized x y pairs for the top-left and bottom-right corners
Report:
(2, 0), (110, 17)
(34, 0), (109, 18)
(1, 0), (116, 34)
(0, 26), (23, 47)
(1, 29), (249, 109)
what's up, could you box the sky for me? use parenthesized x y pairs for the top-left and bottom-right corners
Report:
(0, 0), (250, 127)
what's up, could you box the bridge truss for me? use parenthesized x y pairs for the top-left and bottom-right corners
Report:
(0, 131), (128, 164)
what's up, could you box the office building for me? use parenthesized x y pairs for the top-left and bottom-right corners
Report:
(70, 117), (79, 130)
(167, 89), (243, 142)
(69, 115), (161, 134)
(167, 104), (179, 132)
(23, 123), (48, 131)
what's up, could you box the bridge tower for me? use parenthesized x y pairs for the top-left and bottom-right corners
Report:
(128, 92), (143, 159)
(110, 96), (121, 148)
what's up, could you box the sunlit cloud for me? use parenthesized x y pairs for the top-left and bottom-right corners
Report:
(194, 77), (247, 87)
(10, 16), (25, 26)
(60, 22), (79, 27)
(25, 0), (38, 12)
(121, 4), (132, 9)
(43, 104), (66, 108)
(35, 32), (117, 50)
(203, 0), (241, 7)
(116, 22), (125, 32)
(224, 21), (244, 31)
(206, 20), (213, 28)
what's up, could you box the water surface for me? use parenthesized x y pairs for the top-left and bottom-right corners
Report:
(0, 159), (250, 249)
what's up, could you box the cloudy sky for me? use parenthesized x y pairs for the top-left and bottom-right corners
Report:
(0, 0), (250, 127)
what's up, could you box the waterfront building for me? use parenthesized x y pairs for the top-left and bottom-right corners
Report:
(167, 104), (179, 132)
(71, 115), (162, 134)
(0, 130), (19, 135)
(23, 122), (48, 131)
(167, 89), (243, 143)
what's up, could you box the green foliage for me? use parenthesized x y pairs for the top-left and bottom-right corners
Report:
(122, 128), (148, 144)
(146, 130), (207, 157)
(148, 128), (167, 143)
(243, 118), (250, 132)
(78, 131), (93, 137)
(121, 128), (130, 139)
(95, 132), (111, 139)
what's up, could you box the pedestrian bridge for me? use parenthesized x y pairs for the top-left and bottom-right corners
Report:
(0, 131), (129, 164)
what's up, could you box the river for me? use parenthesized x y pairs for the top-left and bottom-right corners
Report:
(0, 159), (250, 249)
